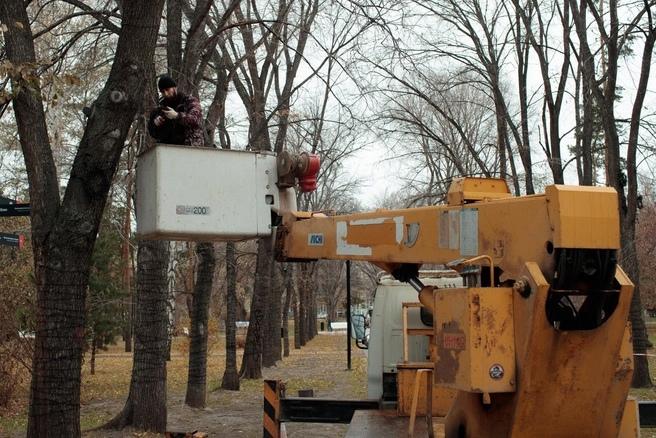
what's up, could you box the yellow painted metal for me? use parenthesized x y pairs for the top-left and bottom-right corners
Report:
(444, 264), (635, 437)
(618, 398), (639, 438)
(446, 177), (512, 206)
(432, 287), (515, 393)
(603, 323), (635, 435)
(274, 178), (634, 437)
(509, 265), (634, 437)
(277, 180), (620, 284)
(546, 185), (620, 248)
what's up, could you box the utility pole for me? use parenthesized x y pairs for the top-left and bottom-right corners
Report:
(346, 260), (352, 370)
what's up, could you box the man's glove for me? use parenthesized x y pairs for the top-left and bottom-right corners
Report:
(162, 107), (179, 120)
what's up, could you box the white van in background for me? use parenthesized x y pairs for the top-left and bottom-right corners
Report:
(362, 271), (463, 403)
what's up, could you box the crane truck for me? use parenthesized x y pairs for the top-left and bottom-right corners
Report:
(136, 145), (643, 437)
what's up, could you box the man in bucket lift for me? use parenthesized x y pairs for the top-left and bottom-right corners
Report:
(148, 75), (204, 147)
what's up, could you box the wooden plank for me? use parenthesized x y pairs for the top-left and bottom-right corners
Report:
(397, 368), (456, 417)
(407, 328), (434, 337)
(403, 304), (409, 362)
(398, 362), (434, 369)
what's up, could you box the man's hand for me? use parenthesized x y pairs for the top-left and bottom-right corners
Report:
(154, 115), (165, 127)
(162, 106), (179, 120)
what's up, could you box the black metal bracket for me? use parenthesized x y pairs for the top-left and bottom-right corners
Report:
(0, 202), (30, 217)
(0, 232), (24, 248)
(0, 197), (29, 247)
(640, 401), (656, 427)
(279, 398), (379, 424)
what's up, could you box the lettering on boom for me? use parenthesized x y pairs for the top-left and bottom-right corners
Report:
(443, 333), (466, 350)
(176, 205), (211, 215)
(308, 233), (324, 246)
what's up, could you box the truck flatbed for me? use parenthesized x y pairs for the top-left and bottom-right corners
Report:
(345, 410), (445, 437)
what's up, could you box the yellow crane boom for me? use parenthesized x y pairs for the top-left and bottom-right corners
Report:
(276, 177), (636, 437)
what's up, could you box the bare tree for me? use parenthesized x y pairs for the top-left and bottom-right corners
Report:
(215, 0), (321, 378)
(570, 0), (656, 387)
(511, 0), (572, 184)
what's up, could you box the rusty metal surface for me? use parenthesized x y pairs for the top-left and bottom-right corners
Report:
(508, 265), (633, 437)
(433, 288), (515, 393)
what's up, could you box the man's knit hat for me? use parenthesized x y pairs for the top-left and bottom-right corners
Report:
(158, 75), (177, 91)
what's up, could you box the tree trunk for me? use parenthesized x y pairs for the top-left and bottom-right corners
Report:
(293, 278), (301, 350)
(310, 277), (318, 338)
(166, 241), (180, 361)
(185, 242), (216, 407)
(303, 268), (316, 342)
(513, 8), (534, 195)
(622, 231), (652, 387)
(625, 21), (655, 388)
(263, 259), (282, 367)
(103, 240), (170, 432)
(240, 236), (273, 378)
(221, 242), (240, 390)
(166, 0), (183, 78)
(122, 146), (134, 352)
(493, 91), (508, 180)
(298, 266), (307, 347)
(90, 341), (97, 376)
(282, 265), (293, 357)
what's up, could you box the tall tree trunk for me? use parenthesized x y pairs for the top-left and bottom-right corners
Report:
(104, 240), (170, 432)
(282, 265), (293, 357)
(298, 264), (308, 346)
(185, 242), (216, 407)
(310, 277), (317, 338)
(90, 341), (97, 376)
(293, 279), (301, 350)
(221, 242), (239, 390)
(624, 18), (655, 387)
(505, 135), (521, 196)
(165, 242), (181, 361)
(514, 6), (534, 194)
(240, 237), (273, 378)
(263, 260), (282, 367)
(166, 0), (183, 78)
(122, 146), (134, 352)
(304, 269), (316, 341)
(493, 91), (508, 180)
(623, 230), (652, 387)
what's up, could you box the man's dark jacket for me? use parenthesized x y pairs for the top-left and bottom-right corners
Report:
(148, 92), (204, 146)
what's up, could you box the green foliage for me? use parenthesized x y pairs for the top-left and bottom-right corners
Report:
(0, 216), (34, 411)
(86, 208), (125, 356)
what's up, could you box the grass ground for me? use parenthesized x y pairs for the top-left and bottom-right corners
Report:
(0, 332), (367, 437)
(2, 328), (656, 437)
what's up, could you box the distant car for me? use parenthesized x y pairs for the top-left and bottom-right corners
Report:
(330, 321), (348, 331)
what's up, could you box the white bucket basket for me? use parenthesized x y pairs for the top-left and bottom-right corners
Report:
(135, 145), (295, 241)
